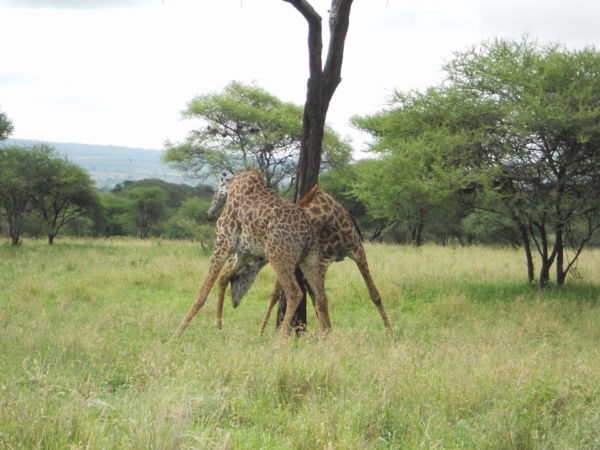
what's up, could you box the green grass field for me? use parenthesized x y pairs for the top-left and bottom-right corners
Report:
(1, 238), (600, 449)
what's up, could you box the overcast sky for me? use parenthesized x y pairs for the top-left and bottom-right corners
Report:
(1, 0), (599, 154)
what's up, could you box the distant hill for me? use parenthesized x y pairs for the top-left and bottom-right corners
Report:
(3, 138), (202, 190)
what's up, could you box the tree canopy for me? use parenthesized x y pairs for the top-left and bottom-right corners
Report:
(0, 144), (99, 245)
(163, 81), (352, 189)
(353, 38), (600, 286)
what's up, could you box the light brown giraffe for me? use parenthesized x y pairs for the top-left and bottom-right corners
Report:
(174, 168), (331, 337)
(214, 179), (393, 337)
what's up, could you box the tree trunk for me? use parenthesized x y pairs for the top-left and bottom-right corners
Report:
(539, 261), (551, 288)
(555, 225), (566, 285)
(8, 214), (21, 246)
(48, 234), (55, 245)
(277, 0), (354, 331)
(10, 229), (20, 246)
(413, 217), (424, 247)
(517, 221), (535, 283)
(537, 221), (550, 287)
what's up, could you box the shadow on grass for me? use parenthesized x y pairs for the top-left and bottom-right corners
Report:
(402, 281), (600, 306)
(463, 281), (600, 305)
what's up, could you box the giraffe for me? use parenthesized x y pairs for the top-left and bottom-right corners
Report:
(208, 173), (393, 337)
(267, 185), (393, 336)
(174, 168), (331, 337)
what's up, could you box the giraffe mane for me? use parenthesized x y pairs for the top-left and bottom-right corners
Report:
(298, 185), (320, 207)
(235, 166), (264, 183)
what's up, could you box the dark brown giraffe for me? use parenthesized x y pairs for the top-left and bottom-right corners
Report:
(174, 168), (331, 337)
(259, 186), (393, 336)
(208, 174), (393, 337)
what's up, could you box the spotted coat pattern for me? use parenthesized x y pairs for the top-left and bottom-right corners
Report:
(231, 185), (393, 337)
(174, 168), (331, 337)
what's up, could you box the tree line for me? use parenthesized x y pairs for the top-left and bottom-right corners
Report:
(349, 38), (600, 286)
(2, 38), (600, 287)
(0, 146), (217, 248)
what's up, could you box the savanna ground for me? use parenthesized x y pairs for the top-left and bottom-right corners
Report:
(1, 238), (600, 449)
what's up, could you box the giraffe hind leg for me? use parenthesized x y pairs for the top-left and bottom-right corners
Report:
(259, 282), (283, 335)
(299, 258), (331, 333)
(350, 246), (394, 337)
(272, 266), (304, 336)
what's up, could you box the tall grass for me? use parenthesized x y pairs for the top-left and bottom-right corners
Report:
(1, 238), (599, 448)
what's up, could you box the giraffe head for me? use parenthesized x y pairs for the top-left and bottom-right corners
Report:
(206, 172), (231, 221)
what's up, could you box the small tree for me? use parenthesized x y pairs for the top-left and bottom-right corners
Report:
(27, 145), (99, 244)
(92, 193), (134, 237)
(126, 186), (168, 238)
(0, 144), (98, 245)
(0, 145), (36, 245)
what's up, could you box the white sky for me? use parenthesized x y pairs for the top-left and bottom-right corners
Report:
(1, 0), (600, 155)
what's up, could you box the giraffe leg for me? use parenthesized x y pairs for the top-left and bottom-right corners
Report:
(215, 259), (236, 330)
(258, 282), (283, 335)
(300, 256), (332, 333)
(215, 256), (251, 330)
(350, 245), (394, 337)
(174, 246), (230, 338)
(273, 267), (304, 336)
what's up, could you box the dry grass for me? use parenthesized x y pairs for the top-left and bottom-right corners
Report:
(1, 238), (600, 448)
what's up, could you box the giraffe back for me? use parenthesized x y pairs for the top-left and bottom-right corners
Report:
(299, 186), (361, 262)
(217, 169), (315, 263)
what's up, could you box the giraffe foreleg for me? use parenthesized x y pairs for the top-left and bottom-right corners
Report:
(299, 250), (331, 333)
(300, 264), (331, 334)
(273, 268), (304, 336)
(174, 247), (230, 338)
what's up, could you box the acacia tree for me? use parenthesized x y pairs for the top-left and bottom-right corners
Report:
(352, 87), (492, 246)
(0, 144), (98, 245)
(354, 38), (600, 287)
(284, 0), (354, 200)
(447, 39), (600, 286)
(164, 81), (351, 190)
(0, 145), (38, 245)
(27, 145), (99, 245)
(274, 0), (354, 329)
